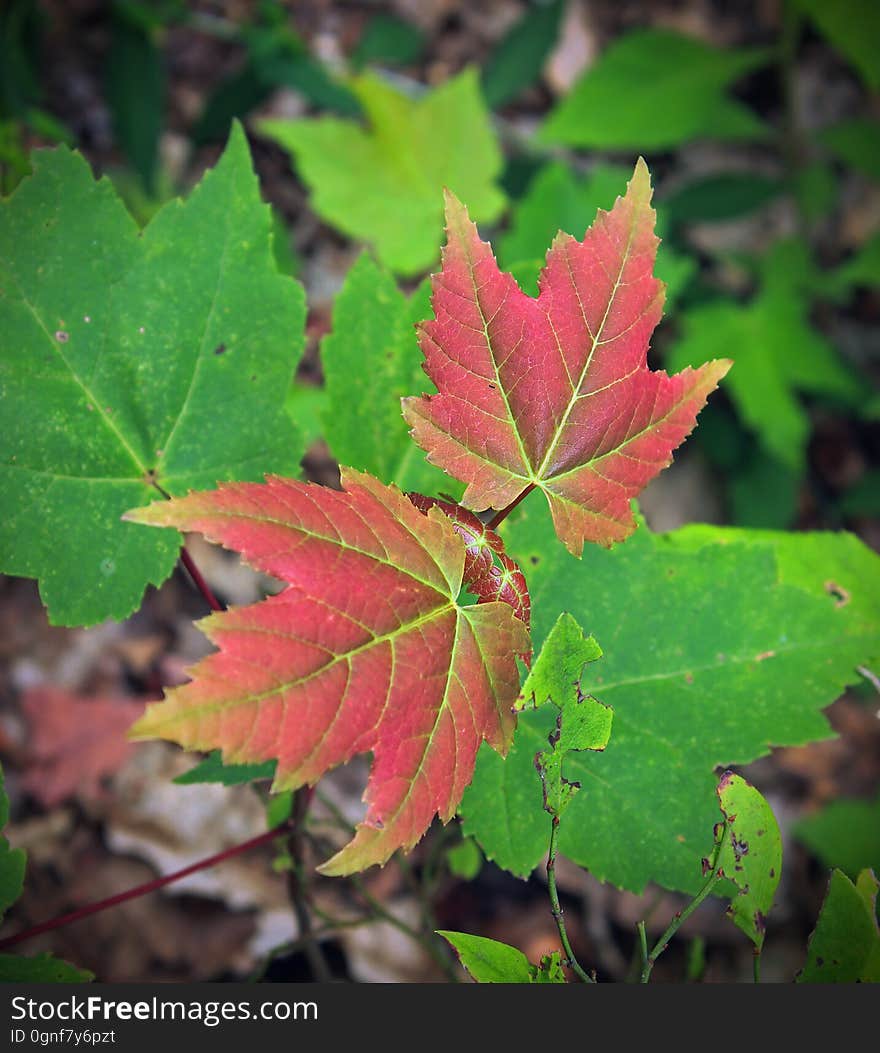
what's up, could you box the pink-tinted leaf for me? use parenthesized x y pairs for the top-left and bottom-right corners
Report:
(20, 687), (144, 808)
(402, 159), (730, 555)
(407, 494), (531, 630)
(124, 469), (529, 875)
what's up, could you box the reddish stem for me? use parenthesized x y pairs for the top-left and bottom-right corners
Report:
(0, 823), (290, 951)
(180, 545), (224, 611)
(486, 484), (536, 531)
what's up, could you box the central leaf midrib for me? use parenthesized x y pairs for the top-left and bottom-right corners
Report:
(533, 208), (641, 483)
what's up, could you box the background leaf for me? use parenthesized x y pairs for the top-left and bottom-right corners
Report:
(539, 29), (768, 149)
(480, 0), (564, 109)
(793, 795), (880, 879)
(320, 253), (458, 496)
(259, 69), (505, 276)
(792, 0), (880, 90)
(668, 239), (862, 472)
(0, 124), (306, 625)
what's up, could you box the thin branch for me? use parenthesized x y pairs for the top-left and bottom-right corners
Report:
(0, 823), (292, 951)
(546, 816), (594, 983)
(179, 545), (224, 612)
(639, 821), (727, 983)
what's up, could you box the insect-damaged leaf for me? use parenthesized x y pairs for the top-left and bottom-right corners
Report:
(714, 772), (782, 951)
(0, 123), (305, 625)
(125, 469), (529, 875)
(517, 612), (612, 818)
(402, 160), (729, 556)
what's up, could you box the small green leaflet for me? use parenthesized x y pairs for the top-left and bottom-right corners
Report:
(320, 254), (459, 496)
(461, 507), (880, 894)
(0, 763), (92, 982)
(437, 931), (566, 983)
(714, 772), (781, 950)
(0, 123), (306, 625)
(797, 869), (880, 982)
(259, 69), (505, 276)
(517, 613), (612, 819)
(498, 162), (695, 305)
(793, 795), (880, 879)
(539, 29), (768, 150)
(173, 751), (276, 787)
(668, 239), (862, 472)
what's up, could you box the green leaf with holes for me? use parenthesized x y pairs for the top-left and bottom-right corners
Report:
(668, 239), (862, 471)
(517, 612), (612, 819)
(798, 869), (880, 982)
(258, 69), (505, 276)
(461, 508), (880, 894)
(715, 772), (782, 950)
(0, 122), (306, 625)
(320, 253), (460, 495)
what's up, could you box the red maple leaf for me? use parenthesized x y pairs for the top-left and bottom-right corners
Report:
(125, 469), (529, 875)
(402, 159), (731, 555)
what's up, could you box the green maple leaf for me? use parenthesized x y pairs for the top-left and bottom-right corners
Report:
(258, 69), (505, 276)
(320, 253), (460, 496)
(539, 29), (768, 150)
(0, 123), (306, 625)
(461, 507), (880, 894)
(668, 239), (862, 472)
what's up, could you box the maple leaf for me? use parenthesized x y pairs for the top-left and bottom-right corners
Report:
(402, 160), (731, 555)
(125, 469), (529, 875)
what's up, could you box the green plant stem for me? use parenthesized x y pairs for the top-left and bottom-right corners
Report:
(753, 948), (761, 984)
(487, 483), (536, 530)
(546, 816), (594, 983)
(637, 920), (648, 977)
(0, 822), (292, 951)
(639, 821), (727, 983)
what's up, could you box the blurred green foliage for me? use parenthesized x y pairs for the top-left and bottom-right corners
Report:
(2, 0), (877, 531)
